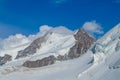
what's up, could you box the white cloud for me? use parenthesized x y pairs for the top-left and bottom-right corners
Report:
(82, 21), (104, 37)
(1, 34), (29, 49)
(28, 25), (53, 40)
(0, 25), (56, 49)
(39, 25), (53, 34)
(28, 25), (73, 40)
(0, 25), (73, 50)
(1, 22), (104, 50)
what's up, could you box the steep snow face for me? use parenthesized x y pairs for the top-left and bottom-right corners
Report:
(91, 23), (120, 64)
(96, 23), (120, 54)
(27, 29), (75, 61)
(77, 23), (120, 80)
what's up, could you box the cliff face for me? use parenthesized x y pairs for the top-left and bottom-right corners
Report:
(68, 29), (96, 59)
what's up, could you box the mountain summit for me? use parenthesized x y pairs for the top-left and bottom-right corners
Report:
(68, 29), (96, 59)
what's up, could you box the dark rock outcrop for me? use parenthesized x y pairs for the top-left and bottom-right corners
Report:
(23, 55), (56, 68)
(0, 54), (12, 65)
(23, 54), (69, 68)
(56, 54), (68, 61)
(68, 29), (96, 59)
(15, 36), (45, 59)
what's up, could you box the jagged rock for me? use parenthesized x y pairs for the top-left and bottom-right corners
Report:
(68, 29), (96, 59)
(0, 54), (12, 65)
(56, 54), (69, 61)
(115, 41), (120, 51)
(23, 55), (56, 68)
(23, 54), (70, 68)
(15, 36), (45, 59)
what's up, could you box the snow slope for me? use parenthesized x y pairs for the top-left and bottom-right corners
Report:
(78, 23), (120, 80)
(92, 23), (120, 64)
(0, 52), (93, 80)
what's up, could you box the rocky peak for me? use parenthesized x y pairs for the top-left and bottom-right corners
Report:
(22, 28), (96, 68)
(68, 29), (96, 59)
(74, 29), (94, 41)
(15, 28), (96, 68)
(15, 36), (46, 59)
(0, 54), (12, 65)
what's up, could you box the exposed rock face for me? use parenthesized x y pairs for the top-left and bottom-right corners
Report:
(68, 29), (96, 59)
(23, 54), (70, 68)
(0, 54), (12, 65)
(23, 55), (56, 68)
(56, 54), (68, 61)
(15, 36), (45, 59)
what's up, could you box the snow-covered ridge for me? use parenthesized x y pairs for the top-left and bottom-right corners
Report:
(0, 26), (74, 59)
(26, 32), (75, 61)
(15, 26), (75, 59)
(0, 26), (76, 67)
(91, 23), (120, 64)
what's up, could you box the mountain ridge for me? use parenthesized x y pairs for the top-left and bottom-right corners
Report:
(0, 24), (120, 80)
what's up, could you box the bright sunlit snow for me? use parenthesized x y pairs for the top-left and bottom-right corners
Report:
(0, 24), (120, 80)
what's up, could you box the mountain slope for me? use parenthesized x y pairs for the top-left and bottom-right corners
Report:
(78, 23), (120, 80)
(0, 24), (120, 80)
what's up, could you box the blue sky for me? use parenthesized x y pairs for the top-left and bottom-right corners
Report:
(0, 0), (120, 38)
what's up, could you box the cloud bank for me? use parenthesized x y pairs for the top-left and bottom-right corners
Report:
(1, 25), (53, 49)
(0, 25), (73, 50)
(0, 22), (104, 50)
(82, 21), (104, 37)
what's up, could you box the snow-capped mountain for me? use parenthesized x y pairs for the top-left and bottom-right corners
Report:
(0, 26), (95, 68)
(0, 23), (120, 80)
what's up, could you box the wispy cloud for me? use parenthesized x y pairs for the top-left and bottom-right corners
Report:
(52, 0), (68, 5)
(82, 21), (104, 38)
(114, 0), (120, 3)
